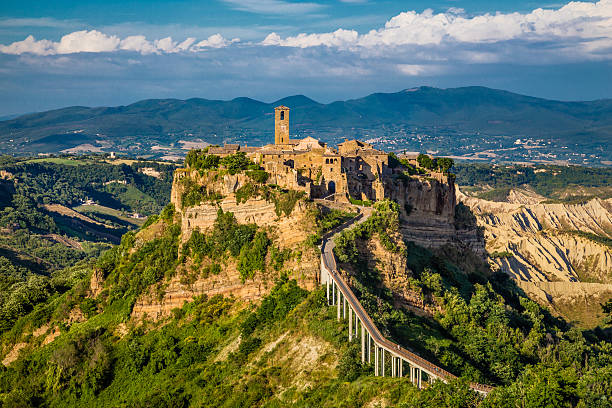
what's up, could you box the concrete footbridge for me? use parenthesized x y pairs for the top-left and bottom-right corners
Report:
(319, 210), (494, 395)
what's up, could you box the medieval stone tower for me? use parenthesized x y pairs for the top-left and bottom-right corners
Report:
(274, 105), (290, 145)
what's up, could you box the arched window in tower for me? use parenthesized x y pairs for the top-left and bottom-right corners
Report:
(280, 111), (285, 120)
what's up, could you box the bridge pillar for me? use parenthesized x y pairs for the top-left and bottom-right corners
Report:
(374, 345), (379, 376)
(343, 296), (346, 319)
(399, 359), (403, 378)
(418, 368), (422, 389)
(326, 278), (329, 304)
(332, 281), (335, 305)
(367, 335), (371, 364)
(361, 324), (365, 363)
(381, 349), (385, 377)
(337, 290), (341, 321)
(348, 307), (353, 341)
(391, 355), (395, 377)
(409, 365), (414, 384)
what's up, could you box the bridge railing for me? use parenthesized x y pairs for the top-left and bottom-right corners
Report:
(319, 211), (494, 395)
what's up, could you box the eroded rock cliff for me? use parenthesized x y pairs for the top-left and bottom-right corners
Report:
(458, 188), (612, 326)
(131, 170), (321, 321)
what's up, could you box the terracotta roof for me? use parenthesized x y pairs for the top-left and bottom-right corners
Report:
(275, 105), (290, 110)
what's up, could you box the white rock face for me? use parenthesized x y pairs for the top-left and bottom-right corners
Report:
(459, 188), (612, 326)
(459, 189), (612, 283)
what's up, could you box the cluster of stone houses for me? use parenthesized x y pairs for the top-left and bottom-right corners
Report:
(206, 106), (414, 202)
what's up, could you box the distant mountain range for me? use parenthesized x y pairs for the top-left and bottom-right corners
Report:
(1, 86), (611, 163)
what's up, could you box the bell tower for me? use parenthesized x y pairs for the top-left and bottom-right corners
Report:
(274, 106), (290, 145)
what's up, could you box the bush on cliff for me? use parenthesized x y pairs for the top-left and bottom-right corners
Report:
(180, 178), (223, 209)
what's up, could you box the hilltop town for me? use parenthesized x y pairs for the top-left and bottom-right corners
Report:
(185, 105), (453, 205)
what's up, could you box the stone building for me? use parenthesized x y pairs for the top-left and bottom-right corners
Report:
(207, 106), (394, 202)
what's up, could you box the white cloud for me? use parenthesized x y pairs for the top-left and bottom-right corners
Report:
(192, 34), (240, 50)
(1, 0), (611, 65)
(263, 29), (358, 48)
(0, 35), (56, 55)
(221, 0), (323, 15)
(55, 30), (120, 54)
(119, 35), (157, 54)
(264, 0), (612, 59)
(0, 30), (237, 55)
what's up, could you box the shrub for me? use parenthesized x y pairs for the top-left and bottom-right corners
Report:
(220, 152), (255, 174)
(160, 203), (175, 222)
(237, 231), (270, 282)
(246, 170), (269, 184)
(185, 149), (219, 170)
(79, 298), (98, 318)
(271, 190), (304, 217)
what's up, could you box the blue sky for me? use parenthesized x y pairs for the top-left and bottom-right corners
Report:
(1, 0), (611, 115)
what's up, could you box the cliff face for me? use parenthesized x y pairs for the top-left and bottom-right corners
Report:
(131, 170), (320, 321)
(386, 175), (484, 253)
(459, 190), (612, 283)
(134, 168), (476, 321)
(458, 189), (612, 326)
(131, 251), (319, 321)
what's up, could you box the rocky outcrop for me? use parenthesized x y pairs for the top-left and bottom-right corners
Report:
(384, 175), (485, 253)
(459, 189), (612, 326)
(132, 251), (319, 321)
(131, 169), (320, 321)
(180, 197), (314, 248)
(459, 190), (612, 283)
(386, 174), (455, 223)
(340, 234), (440, 317)
(517, 281), (612, 327)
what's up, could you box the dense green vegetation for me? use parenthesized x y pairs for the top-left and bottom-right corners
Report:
(180, 178), (223, 209)
(184, 209), (283, 282)
(1, 156), (611, 406)
(334, 200), (612, 405)
(417, 154), (454, 173)
(0, 266), (501, 408)
(0, 155), (176, 336)
(454, 163), (612, 200)
(185, 150), (260, 175)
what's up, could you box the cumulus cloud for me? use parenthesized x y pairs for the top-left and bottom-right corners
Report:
(1, 0), (611, 66)
(55, 30), (120, 54)
(0, 31), (236, 55)
(262, 29), (358, 48)
(192, 34), (240, 50)
(264, 0), (612, 59)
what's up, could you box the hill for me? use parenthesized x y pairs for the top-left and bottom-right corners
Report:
(0, 155), (176, 333)
(0, 155), (611, 406)
(1, 87), (611, 164)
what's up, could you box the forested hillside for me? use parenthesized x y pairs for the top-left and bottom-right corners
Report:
(0, 155), (176, 336)
(0, 193), (610, 406)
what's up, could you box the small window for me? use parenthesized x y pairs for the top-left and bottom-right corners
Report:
(280, 111), (285, 120)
